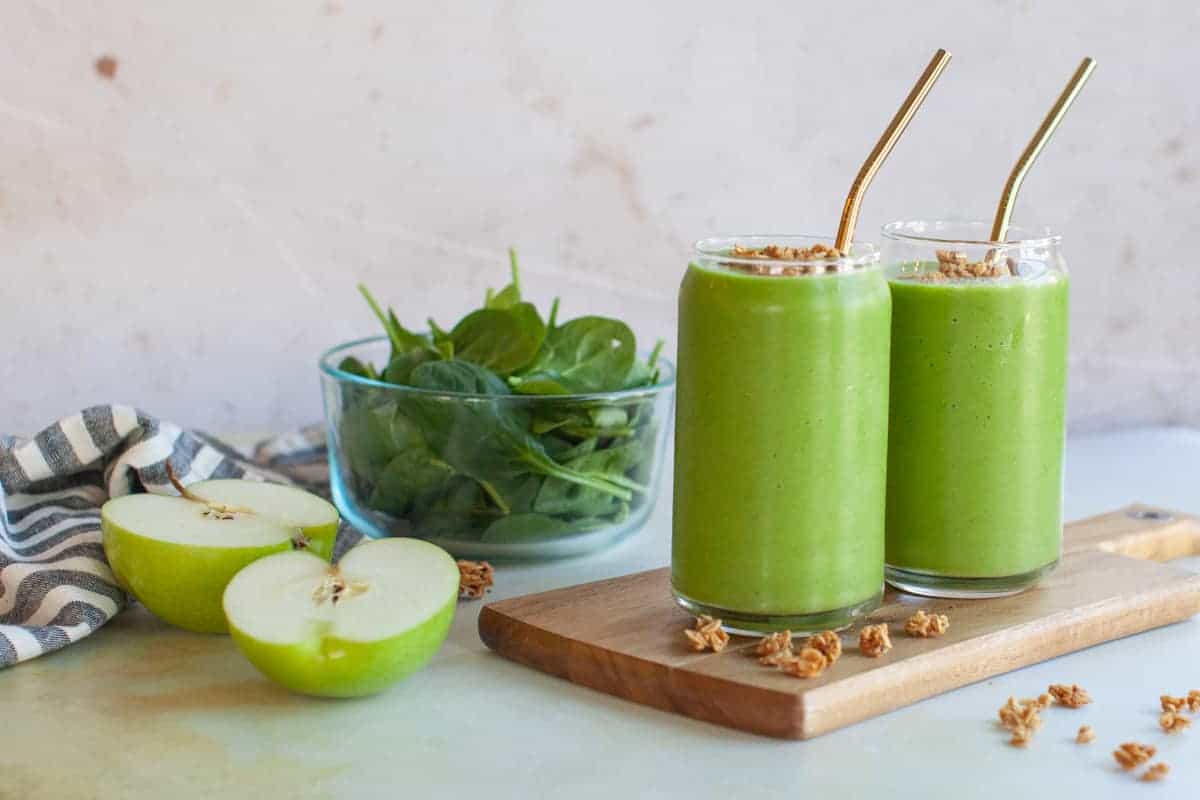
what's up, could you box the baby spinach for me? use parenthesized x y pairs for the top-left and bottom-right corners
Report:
(410, 360), (511, 395)
(485, 249), (524, 310)
(510, 317), (636, 395)
(449, 304), (545, 376)
(340, 248), (668, 545)
(481, 513), (575, 543)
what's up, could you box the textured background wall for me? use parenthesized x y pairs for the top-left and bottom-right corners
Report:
(2, 1), (1197, 435)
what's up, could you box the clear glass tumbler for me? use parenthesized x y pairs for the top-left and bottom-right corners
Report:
(672, 236), (891, 633)
(882, 220), (1069, 597)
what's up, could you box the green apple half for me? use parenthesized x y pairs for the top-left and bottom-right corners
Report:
(223, 538), (458, 698)
(101, 479), (339, 633)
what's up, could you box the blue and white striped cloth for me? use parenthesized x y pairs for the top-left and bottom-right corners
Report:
(0, 405), (359, 668)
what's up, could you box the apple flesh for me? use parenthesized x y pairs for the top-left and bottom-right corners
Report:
(101, 480), (339, 634)
(223, 538), (458, 698)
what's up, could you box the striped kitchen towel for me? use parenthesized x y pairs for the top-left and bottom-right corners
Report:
(0, 405), (361, 669)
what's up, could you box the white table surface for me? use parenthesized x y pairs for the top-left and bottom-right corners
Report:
(4, 427), (1199, 799)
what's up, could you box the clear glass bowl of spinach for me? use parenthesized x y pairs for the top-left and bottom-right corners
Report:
(318, 252), (675, 559)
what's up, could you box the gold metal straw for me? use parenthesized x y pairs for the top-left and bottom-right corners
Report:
(990, 57), (1096, 242)
(834, 49), (952, 254)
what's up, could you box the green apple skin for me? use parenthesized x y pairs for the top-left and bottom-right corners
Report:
(227, 594), (456, 697)
(102, 518), (294, 633)
(285, 520), (337, 561)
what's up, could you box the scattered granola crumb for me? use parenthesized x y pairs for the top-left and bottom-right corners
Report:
(1141, 763), (1170, 782)
(1076, 725), (1095, 744)
(777, 647), (828, 679)
(456, 559), (494, 600)
(95, 55), (119, 79)
(1048, 683), (1092, 708)
(859, 623), (892, 658)
(1037, 693), (1051, 709)
(683, 615), (729, 653)
(1188, 689), (1200, 712)
(1113, 742), (1157, 771)
(904, 609), (949, 638)
(1161, 694), (1187, 713)
(1160, 710), (1192, 734)
(804, 631), (842, 665)
(755, 630), (793, 665)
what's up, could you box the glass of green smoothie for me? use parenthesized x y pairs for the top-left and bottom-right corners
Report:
(882, 220), (1069, 597)
(672, 237), (892, 633)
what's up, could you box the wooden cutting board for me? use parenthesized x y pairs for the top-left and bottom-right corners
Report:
(478, 504), (1200, 740)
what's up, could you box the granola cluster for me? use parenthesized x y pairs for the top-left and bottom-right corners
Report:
(1075, 725), (1095, 744)
(456, 559), (494, 600)
(755, 630), (793, 665)
(777, 647), (829, 678)
(752, 629), (840, 678)
(998, 696), (1046, 747)
(1159, 710), (1192, 734)
(1155, 689), (1196, 746)
(1048, 683), (1092, 708)
(1141, 763), (1170, 782)
(725, 242), (844, 276)
(1113, 742), (1157, 771)
(858, 623), (892, 658)
(1155, 689), (1196, 734)
(903, 609), (949, 638)
(908, 249), (1014, 281)
(805, 631), (843, 664)
(683, 615), (730, 653)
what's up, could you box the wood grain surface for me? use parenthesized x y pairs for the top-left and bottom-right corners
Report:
(478, 504), (1200, 739)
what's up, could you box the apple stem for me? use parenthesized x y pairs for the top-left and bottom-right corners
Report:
(165, 462), (202, 501)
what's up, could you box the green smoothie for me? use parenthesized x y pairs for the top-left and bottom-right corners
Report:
(672, 253), (891, 631)
(885, 267), (1068, 592)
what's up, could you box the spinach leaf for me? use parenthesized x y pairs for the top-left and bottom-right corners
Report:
(382, 349), (433, 384)
(485, 248), (523, 310)
(338, 356), (379, 381)
(450, 303), (545, 375)
(481, 513), (575, 543)
(533, 478), (626, 518)
(510, 317), (635, 394)
(532, 441), (646, 517)
(368, 450), (456, 514)
(554, 437), (599, 462)
(485, 473), (543, 515)
(339, 402), (423, 480)
(511, 375), (572, 396)
(410, 359), (511, 395)
(358, 284), (433, 360)
(411, 476), (493, 539)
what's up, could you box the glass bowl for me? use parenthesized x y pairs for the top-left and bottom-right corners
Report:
(319, 336), (675, 559)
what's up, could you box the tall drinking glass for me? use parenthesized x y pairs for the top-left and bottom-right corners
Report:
(882, 220), (1069, 597)
(672, 236), (891, 633)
